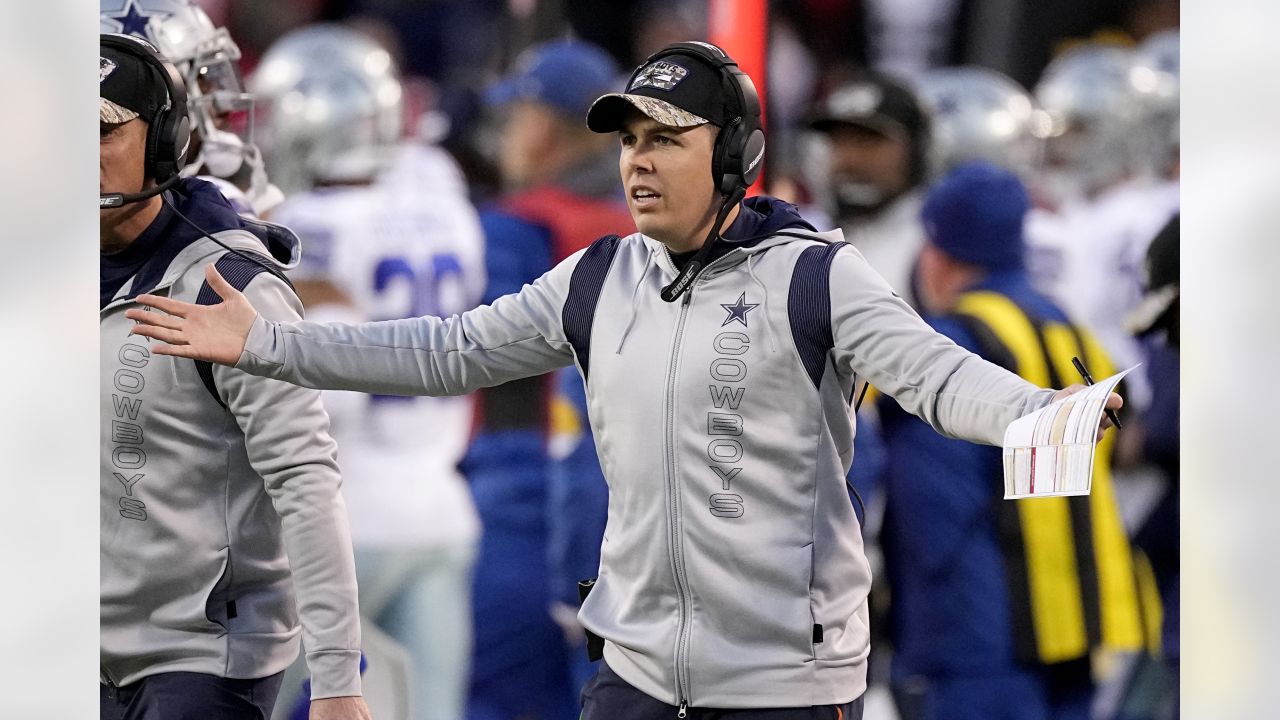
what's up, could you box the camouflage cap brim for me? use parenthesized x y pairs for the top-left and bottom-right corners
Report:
(101, 97), (139, 124)
(586, 93), (709, 133)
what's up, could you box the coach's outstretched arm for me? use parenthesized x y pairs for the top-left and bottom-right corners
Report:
(127, 261), (578, 396)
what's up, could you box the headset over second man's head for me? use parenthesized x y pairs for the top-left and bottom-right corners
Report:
(100, 32), (191, 209)
(101, 0), (265, 197)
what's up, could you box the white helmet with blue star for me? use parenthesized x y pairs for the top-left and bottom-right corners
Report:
(100, 0), (282, 215)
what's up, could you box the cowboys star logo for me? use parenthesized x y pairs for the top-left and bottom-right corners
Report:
(101, 0), (171, 39)
(720, 293), (759, 328)
(630, 61), (689, 91)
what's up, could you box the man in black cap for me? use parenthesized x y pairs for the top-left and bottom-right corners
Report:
(808, 72), (932, 302)
(99, 34), (370, 720)
(127, 42), (1122, 720)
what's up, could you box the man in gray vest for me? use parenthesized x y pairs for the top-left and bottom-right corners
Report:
(100, 33), (369, 720)
(127, 41), (1119, 720)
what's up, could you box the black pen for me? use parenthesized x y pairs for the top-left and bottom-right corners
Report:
(1071, 356), (1122, 430)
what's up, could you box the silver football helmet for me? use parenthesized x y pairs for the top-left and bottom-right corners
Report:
(914, 65), (1046, 180)
(1033, 43), (1144, 203)
(248, 24), (404, 196)
(100, 0), (281, 214)
(1128, 30), (1179, 179)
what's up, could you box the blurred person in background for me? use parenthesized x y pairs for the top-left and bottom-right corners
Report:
(879, 162), (1146, 720)
(1028, 43), (1140, 214)
(1024, 41), (1178, 415)
(912, 65), (1045, 180)
(805, 71), (931, 303)
(802, 71), (934, 556)
(461, 38), (633, 720)
(250, 23), (487, 720)
(101, 0), (284, 217)
(99, 32), (369, 720)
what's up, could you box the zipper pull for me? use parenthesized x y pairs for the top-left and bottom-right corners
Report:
(677, 700), (688, 718)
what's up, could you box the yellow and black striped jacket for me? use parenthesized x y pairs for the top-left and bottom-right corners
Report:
(952, 289), (1147, 664)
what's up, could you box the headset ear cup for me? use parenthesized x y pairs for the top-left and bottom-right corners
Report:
(171, 114), (191, 172)
(712, 120), (765, 194)
(714, 118), (746, 195)
(739, 129), (766, 189)
(150, 111), (191, 183)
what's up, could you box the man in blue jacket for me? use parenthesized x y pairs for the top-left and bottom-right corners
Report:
(879, 162), (1145, 720)
(127, 43), (1121, 720)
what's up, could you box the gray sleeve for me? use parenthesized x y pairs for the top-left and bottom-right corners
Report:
(827, 245), (1056, 445)
(213, 272), (362, 699)
(235, 250), (581, 395)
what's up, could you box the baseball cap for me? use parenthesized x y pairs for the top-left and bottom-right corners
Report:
(809, 71), (927, 142)
(100, 35), (169, 125)
(1125, 214), (1179, 336)
(586, 42), (745, 132)
(921, 161), (1029, 271)
(485, 40), (619, 119)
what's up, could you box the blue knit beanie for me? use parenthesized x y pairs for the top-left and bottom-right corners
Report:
(921, 161), (1029, 271)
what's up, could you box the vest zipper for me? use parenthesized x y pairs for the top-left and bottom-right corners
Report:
(663, 277), (695, 712)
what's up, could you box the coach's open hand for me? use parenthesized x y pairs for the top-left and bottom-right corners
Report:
(126, 263), (257, 366)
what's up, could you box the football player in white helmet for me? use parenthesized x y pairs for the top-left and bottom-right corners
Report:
(913, 65), (1046, 180)
(1031, 43), (1143, 208)
(252, 24), (486, 720)
(248, 23), (403, 198)
(99, 0), (283, 216)
(1026, 41), (1178, 413)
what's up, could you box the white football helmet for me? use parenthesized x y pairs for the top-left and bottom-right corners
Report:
(248, 24), (404, 196)
(1128, 30), (1179, 179)
(914, 65), (1047, 180)
(1033, 43), (1143, 203)
(100, 0), (280, 214)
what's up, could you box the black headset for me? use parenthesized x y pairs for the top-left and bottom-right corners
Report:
(634, 41), (766, 196)
(646, 42), (768, 302)
(101, 33), (191, 184)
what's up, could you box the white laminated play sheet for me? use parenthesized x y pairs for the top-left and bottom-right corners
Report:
(1001, 366), (1137, 499)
